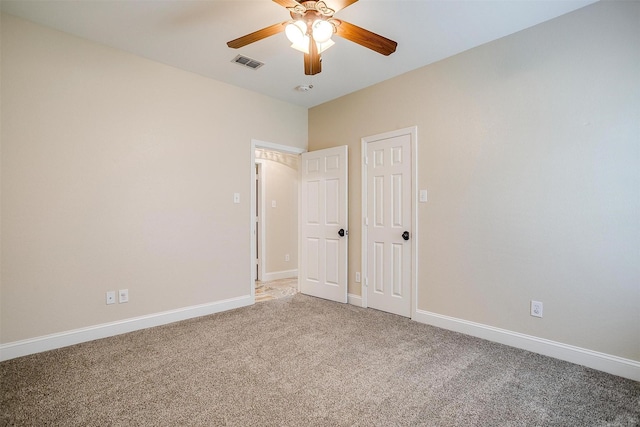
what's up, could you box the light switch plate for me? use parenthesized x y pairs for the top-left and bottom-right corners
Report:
(419, 189), (428, 203)
(119, 289), (129, 304)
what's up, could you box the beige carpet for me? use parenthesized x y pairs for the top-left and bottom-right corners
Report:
(2, 294), (639, 426)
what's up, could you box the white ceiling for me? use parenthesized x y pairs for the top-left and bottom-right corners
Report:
(1, 0), (597, 108)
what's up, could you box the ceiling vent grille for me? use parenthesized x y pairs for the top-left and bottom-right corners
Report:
(231, 55), (264, 70)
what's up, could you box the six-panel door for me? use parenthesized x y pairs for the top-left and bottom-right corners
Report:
(366, 134), (411, 317)
(300, 146), (348, 303)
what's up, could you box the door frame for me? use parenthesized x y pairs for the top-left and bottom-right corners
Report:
(360, 126), (419, 318)
(255, 160), (265, 282)
(250, 139), (305, 302)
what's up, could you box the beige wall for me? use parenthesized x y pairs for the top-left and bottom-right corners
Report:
(261, 157), (298, 276)
(309, 1), (639, 361)
(0, 14), (307, 343)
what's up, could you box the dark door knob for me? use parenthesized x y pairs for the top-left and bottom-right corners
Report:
(402, 231), (410, 241)
(338, 228), (345, 237)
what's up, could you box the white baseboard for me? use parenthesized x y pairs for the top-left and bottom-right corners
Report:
(5, 296), (636, 382)
(261, 269), (297, 282)
(0, 295), (253, 362)
(348, 293), (363, 307)
(412, 308), (640, 382)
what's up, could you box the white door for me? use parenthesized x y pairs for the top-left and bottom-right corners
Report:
(300, 146), (348, 303)
(365, 132), (412, 317)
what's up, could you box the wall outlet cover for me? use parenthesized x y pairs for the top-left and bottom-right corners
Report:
(531, 300), (543, 318)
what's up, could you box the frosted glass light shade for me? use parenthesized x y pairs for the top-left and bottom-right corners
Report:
(286, 19), (334, 55)
(291, 37), (310, 54)
(317, 38), (335, 53)
(312, 20), (333, 43)
(285, 21), (307, 45)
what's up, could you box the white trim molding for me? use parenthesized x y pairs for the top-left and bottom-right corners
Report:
(348, 293), (363, 307)
(252, 139), (306, 155)
(0, 295), (253, 362)
(261, 269), (298, 282)
(255, 159), (266, 282)
(413, 308), (640, 382)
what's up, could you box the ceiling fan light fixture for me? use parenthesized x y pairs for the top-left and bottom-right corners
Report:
(291, 38), (333, 55)
(226, 0), (397, 76)
(285, 20), (307, 45)
(317, 38), (335, 53)
(290, 37), (310, 54)
(312, 19), (333, 43)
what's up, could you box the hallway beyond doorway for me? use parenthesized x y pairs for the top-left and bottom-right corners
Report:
(255, 278), (298, 303)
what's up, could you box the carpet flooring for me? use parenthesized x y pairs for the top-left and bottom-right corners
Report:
(1, 294), (639, 426)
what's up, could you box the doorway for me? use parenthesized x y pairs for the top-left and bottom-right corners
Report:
(250, 140), (305, 301)
(361, 127), (418, 318)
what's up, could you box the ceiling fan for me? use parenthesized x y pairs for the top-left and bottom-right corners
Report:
(226, 0), (397, 75)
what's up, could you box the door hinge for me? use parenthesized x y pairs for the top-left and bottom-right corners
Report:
(364, 217), (368, 226)
(364, 277), (368, 287)
(364, 156), (368, 165)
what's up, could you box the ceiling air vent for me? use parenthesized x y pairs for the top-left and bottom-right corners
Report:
(231, 55), (264, 70)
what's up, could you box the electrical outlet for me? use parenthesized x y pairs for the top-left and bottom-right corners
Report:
(119, 289), (129, 304)
(531, 300), (543, 318)
(355, 272), (361, 283)
(285, 254), (290, 262)
(106, 291), (116, 305)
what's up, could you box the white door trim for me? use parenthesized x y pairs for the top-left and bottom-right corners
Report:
(250, 139), (305, 302)
(255, 160), (265, 282)
(360, 127), (418, 318)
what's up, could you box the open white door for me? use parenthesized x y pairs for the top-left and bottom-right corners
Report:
(299, 146), (348, 303)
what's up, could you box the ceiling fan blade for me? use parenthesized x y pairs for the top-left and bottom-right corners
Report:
(334, 20), (397, 56)
(304, 38), (321, 75)
(325, 0), (358, 13)
(272, 0), (300, 8)
(227, 22), (286, 49)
